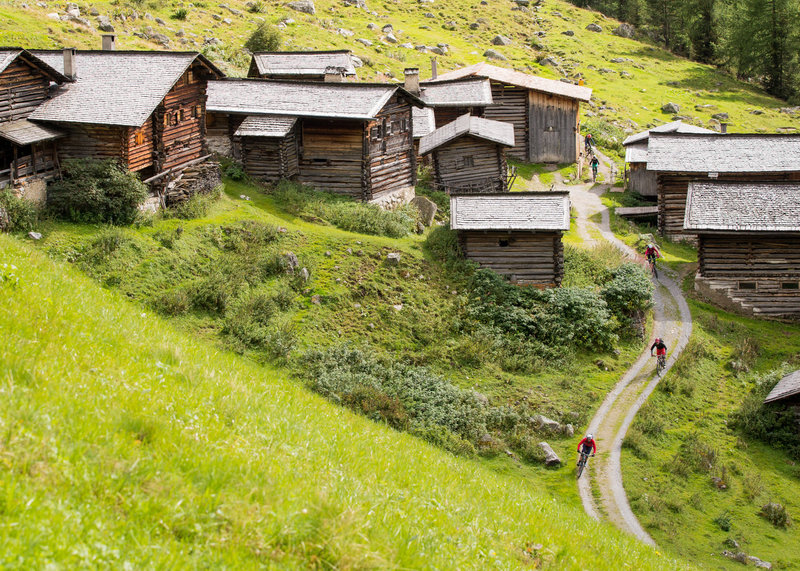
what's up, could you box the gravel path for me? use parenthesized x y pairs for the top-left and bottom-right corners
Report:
(569, 162), (693, 546)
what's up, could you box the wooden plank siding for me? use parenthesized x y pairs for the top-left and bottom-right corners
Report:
(240, 123), (299, 183)
(366, 93), (415, 201)
(528, 90), (579, 164)
(0, 59), (52, 123)
(698, 235), (800, 278)
(156, 62), (209, 172)
(458, 230), (564, 286)
(432, 137), (507, 193)
(433, 106), (485, 128)
(484, 82), (528, 160)
(628, 162), (657, 196)
(297, 119), (364, 197)
(126, 119), (154, 172)
(56, 124), (126, 161)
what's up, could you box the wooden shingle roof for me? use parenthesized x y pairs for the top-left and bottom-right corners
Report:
(0, 118), (64, 145)
(29, 50), (222, 128)
(251, 50), (356, 77)
(623, 120), (712, 147)
(684, 181), (800, 233)
(419, 114), (514, 155)
(764, 370), (800, 404)
(432, 62), (592, 102)
(207, 79), (422, 120)
(418, 78), (493, 107)
(647, 133), (800, 173)
(0, 47), (68, 82)
(412, 107), (435, 139)
(450, 192), (571, 231)
(234, 115), (297, 138)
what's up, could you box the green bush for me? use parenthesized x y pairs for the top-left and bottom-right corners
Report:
(244, 23), (281, 52)
(90, 227), (130, 259)
(342, 386), (409, 430)
(223, 290), (276, 348)
(48, 159), (148, 225)
(171, 8), (187, 19)
(713, 511), (732, 532)
(760, 503), (791, 528)
(154, 289), (190, 316)
(247, 0), (265, 12)
(189, 270), (242, 314)
(0, 189), (40, 232)
(601, 262), (654, 332)
(219, 158), (248, 182)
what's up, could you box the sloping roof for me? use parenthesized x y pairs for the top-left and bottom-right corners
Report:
(450, 192), (571, 231)
(432, 62), (592, 102)
(764, 370), (800, 404)
(623, 120), (713, 146)
(684, 181), (800, 233)
(0, 118), (64, 145)
(207, 79), (421, 120)
(419, 114), (515, 155)
(234, 115), (297, 138)
(418, 78), (493, 107)
(0, 47), (68, 82)
(29, 51), (222, 128)
(412, 107), (435, 139)
(251, 50), (356, 77)
(647, 133), (800, 173)
(625, 142), (648, 163)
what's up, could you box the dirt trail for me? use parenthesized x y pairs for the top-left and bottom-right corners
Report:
(568, 162), (693, 546)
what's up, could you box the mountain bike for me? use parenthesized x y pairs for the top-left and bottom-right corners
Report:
(576, 451), (593, 478)
(647, 254), (658, 279)
(656, 353), (666, 377)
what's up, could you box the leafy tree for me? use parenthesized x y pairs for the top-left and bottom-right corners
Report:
(244, 23), (281, 53)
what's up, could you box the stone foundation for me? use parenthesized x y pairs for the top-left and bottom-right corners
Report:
(9, 176), (48, 204)
(370, 185), (415, 209)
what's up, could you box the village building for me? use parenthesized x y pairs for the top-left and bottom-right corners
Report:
(28, 43), (224, 200)
(647, 133), (800, 240)
(419, 114), (514, 194)
(450, 192), (570, 287)
(206, 78), (423, 205)
(247, 50), (357, 81)
(0, 48), (69, 201)
(685, 181), (800, 319)
(764, 370), (800, 420)
(622, 120), (712, 197)
(432, 62), (592, 163)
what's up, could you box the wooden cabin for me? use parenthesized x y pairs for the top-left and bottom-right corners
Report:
(235, 116), (299, 182)
(419, 114), (514, 194)
(450, 192), (570, 286)
(432, 62), (592, 163)
(764, 371), (800, 428)
(248, 50), (357, 81)
(622, 120), (712, 197)
(206, 79), (423, 205)
(647, 133), (800, 241)
(685, 181), (800, 319)
(0, 49), (68, 200)
(28, 48), (223, 195)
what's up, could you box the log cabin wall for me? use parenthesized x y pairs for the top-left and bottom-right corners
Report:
(484, 82), (528, 160)
(126, 118), (154, 172)
(56, 124), (126, 161)
(297, 118), (363, 197)
(528, 91), (579, 164)
(628, 162), (657, 196)
(432, 137), (506, 193)
(206, 112), (238, 157)
(366, 94), (415, 202)
(433, 106), (485, 128)
(658, 172), (800, 238)
(458, 230), (564, 286)
(0, 59), (52, 123)
(240, 123), (299, 183)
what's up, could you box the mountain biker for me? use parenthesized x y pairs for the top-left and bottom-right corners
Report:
(590, 155), (600, 181)
(584, 133), (594, 153)
(644, 243), (661, 265)
(577, 433), (597, 462)
(650, 337), (667, 359)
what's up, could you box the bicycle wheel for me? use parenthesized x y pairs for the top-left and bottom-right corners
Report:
(577, 460), (584, 478)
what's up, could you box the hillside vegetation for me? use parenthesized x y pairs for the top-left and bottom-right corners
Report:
(0, 234), (691, 568)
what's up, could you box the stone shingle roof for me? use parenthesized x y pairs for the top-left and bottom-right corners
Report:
(432, 62), (592, 102)
(623, 120), (713, 147)
(646, 133), (800, 173)
(450, 192), (571, 231)
(207, 79), (421, 120)
(29, 51), (222, 128)
(0, 118), (64, 145)
(251, 50), (356, 77)
(234, 115), (297, 138)
(0, 47), (68, 81)
(684, 181), (800, 232)
(412, 107), (435, 139)
(418, 78), (493, 107)
(419, 114), (514, 155)
(764, 370), (800, 404)
(624, 142), (648, 164)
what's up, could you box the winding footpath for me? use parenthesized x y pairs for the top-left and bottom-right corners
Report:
(568, 156), (693, 546)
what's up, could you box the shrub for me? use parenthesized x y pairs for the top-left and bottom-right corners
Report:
(342, 385), (409, 429)
(760, 503), (791, 528)
(713, 511), (732, 532)
(219, 158), (248, 182)
(633, 404), (665, 438)
(247, 0), (265, 12)
(223, 290), (276, 348)
(0, 189), (40, 232)
(171, 7), (188, 19)
(601, 262), (654, 333)
(743, 472), (764, 502)
(154, 289), (190, 316)
(91, 227), (129, 258)
(671, 437), (718, 475)
(189, 270), (242, 314)
(410, 423), (476, 457)
(244, 23), (281, 53)
(48, 159), (148, 225)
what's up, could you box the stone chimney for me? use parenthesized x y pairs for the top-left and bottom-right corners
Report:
(430, 57), (438, 80)
(404, 67), (420, 95)
(720, 122), (728, 134)
(323, 66), (345, 83)
(63, 47), (77, 80)
(101, 34), (116, 51)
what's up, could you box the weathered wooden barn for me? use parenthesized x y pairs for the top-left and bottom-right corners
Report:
(450, 192), (570, 286)
(685, 181), (800, 319)
(764, 370), (800, 425)
(0, 48), (69, 200)
(622, 120), (712, 197)
(28, 47), (224, 197)
(432, 62), (592, 163)
(419, 114), (514, 193)
(248, 50), (357, 81)
(647, 133), (800, 240)
(206, 78), (423, 205)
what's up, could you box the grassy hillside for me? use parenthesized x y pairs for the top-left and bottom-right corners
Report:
(0, 233), (688, 568)
(1, 0), (799, 140)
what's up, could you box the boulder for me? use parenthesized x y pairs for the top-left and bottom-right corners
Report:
(430, 46), (446, 55)
(28, 231), (42, 240)
(47, 11), (60, 20)
(343, 0), (367, 8)
(539, 56), (559, 67)
(748, 556), (772, 569)
(400, 42), (413, 49)
(97, 15), (114, 31)
(356, 38), (372, 46)
(287, 0), (315, 14)
(88, 6), (99, 15)
(712, 112), (729, 121)
(586, 23), (602, 32)
(300, 267), (310, 282)
(367, 22), (378, 29)
(311, 294), (321, 305)
(337, 27), (354, 36)
(350, 55), (363, 67)
(531, 414), (561, 432)
(612, 23), (635, 38)
(385, 33), (398, 43)
(424, 12), (435, 17)
(563, 423), (574, 437)
(284, 251), (300, 272)
(722, 552), (748, 565)
(386, 252), (401, 265)
(155, 16), (166, 25)
(661, 102), (680, 114)
(381, 23), (393, 33)
(561, 30), (574, 36)
(483, 49), (506, 61)
(538, 442), (561, 466)
(411, 196), (437, 225)
(514, 0), (529, 5)
(150, 33), (170, 47)
(469, 22), (479, 29)
(492, 34), (512, 46)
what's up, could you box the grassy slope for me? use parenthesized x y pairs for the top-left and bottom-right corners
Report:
(0, 0), (799, 136)
(0, 233), (687, 569)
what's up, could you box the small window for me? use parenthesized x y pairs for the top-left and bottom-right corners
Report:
(401, 118), (408, 132)
(499, 239), (510, 247)
(370, 126), (382, 141)
(192, 105), (201, 119)
(781, 281), (799, 290)
(738, 282), (757, 290)
(463, 156), (475, 168)
(391, 120), (401, 134)
(179, 109), (186, 122)
(187, 70), (194, 84)
(134, 131), (145, 146)
(163, 113), (170, 127)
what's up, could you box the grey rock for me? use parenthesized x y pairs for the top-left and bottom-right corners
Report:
(64, 14), (92, 26)
(66, 6), (80, 17)
(212, 13), (221, 20)
(222, 17), (232, 24)
(483, 49), (506, 61)
(300, 267), (310, 282)
(747, 556), (772, 569)
(343, 0), (367, 8)
(430, 46), (446, 55)
(411, 195), (437, 225)
(151, 32), (170, 46)
(284, 251), (299, 272)
(311, 294), (321, 305)
(386, 252), (401, 265)
(415, 45), (428, 52)
(385, 33), (398, 43)
(381, 23), (393, 33)
(283, 17), (295, 24)
(610, 57), (631, 63)
(155, 16), (166, 25)
(88, 6), (99, 15)
(712, 112), (729, 121)
(203, 36), (222, 45)
(367, 22), (377, 29)
(563, 423), (574, 437)
(514, 0), (529, 5)
(539, 56), (559, 67)
(337, 27), (354, 36)
(620, 71), (632, 78)
(399, 42), (413, 49)
(47, 12), (60, 20)
(750, 109), (764, 115)
(469, 22), (479, 29)
(492, 34), (512, 46)
(176, 28), (185, 36)
(661, 102), (680, 114)
(37, 2), (48, 7)
(98, 20), (114, 31)
(538, 442), (561, 466)
(350, 55), (363, 67)
(324, 250), (332, 257)
(722, 551), (749, 564)
(612, 22), (635, 38)
(478, 433), (494, 446)
(28, 231), (42, 240)
(356, 38), (372, 46)
(415, 220), (425, 234)
(531, 414), (561, 432)
(586, 23), (602, 32)
(287, 0), (315, 14)
(392, 303), (403, 311)
(424, 12), (435, 17)
(561, 30), (574, 36)
(443, 20), (457, 30)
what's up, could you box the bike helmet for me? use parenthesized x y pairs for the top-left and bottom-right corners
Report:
(586, 433), (594, 440)
(647, 243), (654, 249)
